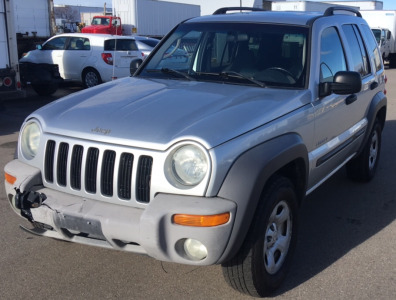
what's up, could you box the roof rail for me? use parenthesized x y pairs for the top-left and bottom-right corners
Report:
(213, 7), (264, 15)
(323, 6), (362, 18)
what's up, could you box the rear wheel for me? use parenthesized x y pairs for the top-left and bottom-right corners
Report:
(31, 83), (58, 96)
(82, 68), (102, 88)
(346, 119), (382, 181)
(388, 53), (396, 68)
(222, 176), (298, 297)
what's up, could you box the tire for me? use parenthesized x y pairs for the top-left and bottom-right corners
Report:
(31, 83), (58, 96)
(388, 53), (396, 68)
(346, 119), (382, 182)
(222, 176), (298, 297)
(82, 68), (102, 88)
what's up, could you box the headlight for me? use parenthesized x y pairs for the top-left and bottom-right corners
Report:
(21, 121), (41, 159)
(171, 144), (208, 186)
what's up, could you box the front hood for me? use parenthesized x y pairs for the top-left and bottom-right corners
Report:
(30, 77), (311, 150)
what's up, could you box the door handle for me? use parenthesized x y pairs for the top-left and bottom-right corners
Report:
(370, 81), (379, 90)
(345, 94), (357, 105)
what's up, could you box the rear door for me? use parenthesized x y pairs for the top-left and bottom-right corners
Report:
(62, 36), (91, 80)
(104, 38), (142, 78)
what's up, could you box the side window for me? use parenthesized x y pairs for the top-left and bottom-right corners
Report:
(42, 37), (68, 50)
(68, 37), (90, 50)
(342, 24), (370, 76)
(104, 39), (138, 51)
(320, 27), (347, 83)
(112, 18), (120, 26)
(361, 24), (383, 72)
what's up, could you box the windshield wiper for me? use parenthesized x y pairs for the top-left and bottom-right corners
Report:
(220, 71), (266, 88)
(161, 68), (195, 81)
(195, 71), (265, 87)
(144, 68), (195, 81)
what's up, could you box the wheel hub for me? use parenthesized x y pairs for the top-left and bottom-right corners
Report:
(263, 200), (292, 274)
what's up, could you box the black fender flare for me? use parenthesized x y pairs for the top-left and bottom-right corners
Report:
(217, 133), (308, 263)
(357, 91), (386, 156)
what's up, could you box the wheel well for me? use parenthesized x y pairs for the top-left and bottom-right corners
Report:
(271, 158), (306, 206)
(82, 67), (101, 79)
(376, 106), (386, 130)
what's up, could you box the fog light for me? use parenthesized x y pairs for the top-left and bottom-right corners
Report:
(184, 238), (208, 261)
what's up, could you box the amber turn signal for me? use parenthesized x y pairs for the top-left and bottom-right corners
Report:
(5, 172), (17, 185)
(172, 212), (230, 227)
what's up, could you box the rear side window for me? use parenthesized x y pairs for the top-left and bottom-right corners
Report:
(104, 39), (138, 51)
(138, 39), (159, 47)
(361, 24), (383, 72)
(320, 27), (347, 83)
(67, 37), (90, 50)
(342, 24), (370, 76)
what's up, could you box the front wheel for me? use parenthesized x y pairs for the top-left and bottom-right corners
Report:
(346, 119), (382, 181)
(82, 68), (102, 88)
(222, 176), (298, 297)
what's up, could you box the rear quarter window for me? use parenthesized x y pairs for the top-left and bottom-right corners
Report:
(342, 24), (370, 76)
(361, 24), (383, 72)
(104, 39), (138, 51)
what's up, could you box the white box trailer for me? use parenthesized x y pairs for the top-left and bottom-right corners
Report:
(12, 0), (55, 58)
(327, 1), (382, 10)
(13, 0), (54, 38)
(113, 0), (200, 37)
(0, 0), (23, 99)
(271, 1), (346, 12)
(361, 10), (396, 66)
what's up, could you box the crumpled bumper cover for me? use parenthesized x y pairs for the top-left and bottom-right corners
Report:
(4, 159), (237, 265)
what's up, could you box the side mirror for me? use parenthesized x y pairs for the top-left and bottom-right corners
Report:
(130, 58), (143, 76)
(36, 44), (42, 50)
(319, 71), (361, 97)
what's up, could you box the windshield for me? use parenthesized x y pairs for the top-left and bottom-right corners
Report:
(92, 17), (109, 25)
(372, 29), (381, 44)
(140, 22), (308, 88)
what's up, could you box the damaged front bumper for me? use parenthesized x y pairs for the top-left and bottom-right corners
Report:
(4, 159), (236, 265)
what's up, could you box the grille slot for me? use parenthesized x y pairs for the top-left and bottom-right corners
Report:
(70, 145), (83, 190)
(45, 140), (56, 183)
(85, 147), (99, 194)
(44, 140), (152, 203)
(136, 156), (153, 203)
(57, 143), (69, 186)
(101, 150), (116, 196)
(118, 153), (134, 200)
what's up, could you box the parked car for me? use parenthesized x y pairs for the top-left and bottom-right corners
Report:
(20, 33), (144, 88)
(5, 6), (386, 297)
(132, 35), (160, 58)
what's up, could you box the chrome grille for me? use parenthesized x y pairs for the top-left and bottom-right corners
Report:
(44, 140), (152, 203)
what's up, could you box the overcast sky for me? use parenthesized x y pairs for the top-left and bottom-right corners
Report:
(53, 0), (396, 15)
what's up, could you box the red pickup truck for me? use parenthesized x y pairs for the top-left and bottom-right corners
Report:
(82, 16), (123, 35)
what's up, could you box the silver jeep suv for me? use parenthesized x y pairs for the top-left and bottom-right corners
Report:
(4, 7), (387, 297)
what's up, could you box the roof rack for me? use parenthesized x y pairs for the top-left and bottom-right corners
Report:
(213, 7), (264, 15)
(323, 6), (362, 18)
